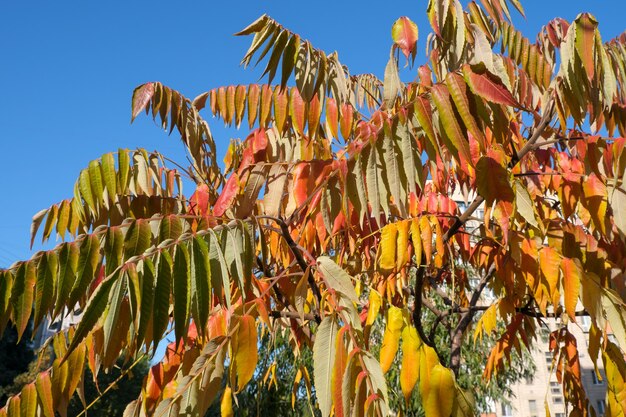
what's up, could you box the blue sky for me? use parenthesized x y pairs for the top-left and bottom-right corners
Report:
(0, 0), (624, 267)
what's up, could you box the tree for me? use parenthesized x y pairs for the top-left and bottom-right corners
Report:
(1, 0), (626, 415)
(0, 321), (50, 406)
(66, 357), (150, 417)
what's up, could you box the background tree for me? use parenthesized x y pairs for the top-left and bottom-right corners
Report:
(1, 0), (626, 416)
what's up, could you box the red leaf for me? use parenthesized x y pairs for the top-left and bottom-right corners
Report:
(189, 184), (211, 216)
(463, 64), (519, 107)
(213, 174), (240, 217)
(131, 82), (155, 121)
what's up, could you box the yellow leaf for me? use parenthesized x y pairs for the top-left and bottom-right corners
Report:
(232, 314), (258, 392)
(473, 303), (498, 342)
(419, 345), (440, 399)
(423, 364), (455, 417)
(221, 385), (234, 417)
(378, 223), (398, 274)
(366, 291), (382, 327)
(560, 258), (581, 321)
(400, 325), (421, 404)
(380, 306), (403, 373)
(410, 218), (422, 265)
(396, 220), (410, 270)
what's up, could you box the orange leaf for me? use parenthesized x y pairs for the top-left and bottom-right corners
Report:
(539, 246), (561, 303)
(391, 17), (419, 59)
(560, 258), (582, 321)
(35, 372), (55, 417)
(289, 87), (306, 135)
(273, 87), (289, 132)
(326, 98), (339, 139)
(339, 103), (354, 140)
(574, 13), (598, 81)
(476, 155), (514, 206)
(247, 84), (260, 128)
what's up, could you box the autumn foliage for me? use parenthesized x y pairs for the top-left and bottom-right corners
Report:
(2, 0), (626, 416)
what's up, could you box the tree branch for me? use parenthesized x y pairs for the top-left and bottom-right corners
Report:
(276, 218), (323, 322)
(449, 264), (496, 376)
(442, 101), (555, 244)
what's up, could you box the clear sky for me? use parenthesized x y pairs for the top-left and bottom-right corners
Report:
(1, 0), (624, 267)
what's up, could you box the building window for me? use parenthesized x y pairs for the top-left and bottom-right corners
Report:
(529, 399), (537, 413)
(597, 400), (606, 416)
(550, 381), (561, 394)
(592, 371), (603, 385)
(555, 413), (565, 417)
(553, 396), (563, 404)
(501, 403), (513, 417)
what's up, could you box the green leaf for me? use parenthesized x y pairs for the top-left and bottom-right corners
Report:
(313, 316), (338, 417)
(103, 271), (127, 358)
(137, 259), (155, 348)
(10, 262), (36, 340)
(20, 383), (37, 417)
(78, 169), (96, 214)
(68, 234), (101, 308)
(431, 84), (472, 166)
(0, 270), (14, 332)
(88, 160), (105, 210)
(173, 243), (191, 343)
(445, 71), (486, 148)
(124, 219), (152, 260)
(209, 230), (230, 308)
(66, 269), (121, 358)
(222, 226), (246, 298)
(104, 226), (125, 276)
(34, 251), (57, 329)
(117, 149), (130, 195)
(53, 243), (79, 319)
(191, 236), (211, 334)
(153, 250), (173, 347)
(101, 152), (117, 205)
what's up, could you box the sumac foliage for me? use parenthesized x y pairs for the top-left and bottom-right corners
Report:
(2, 1), (626, 416)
